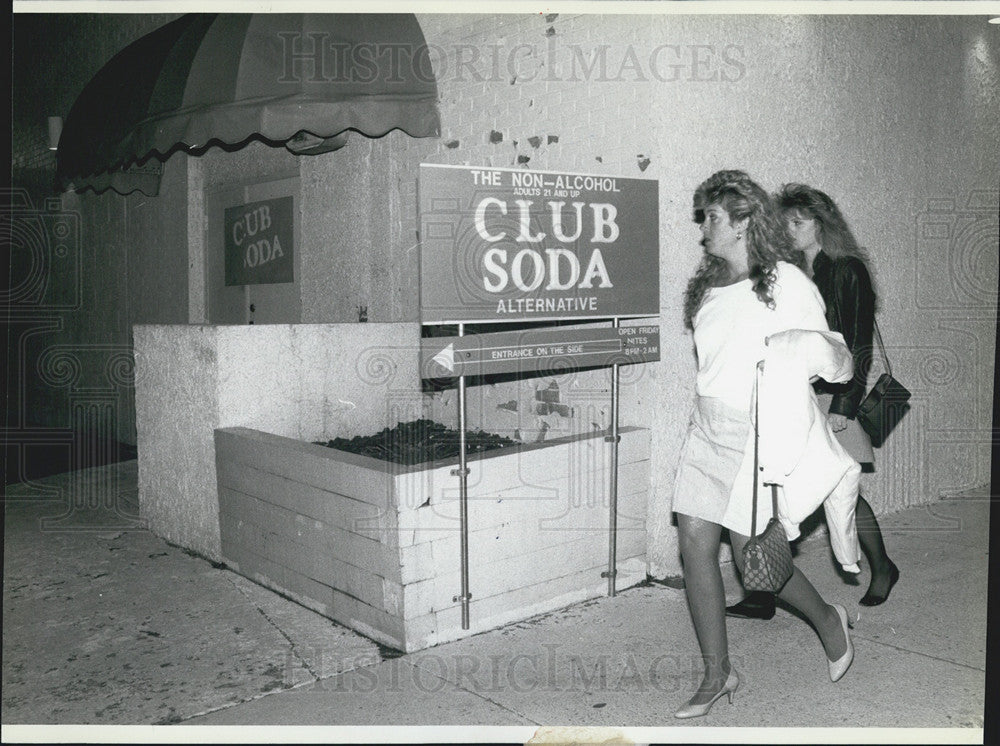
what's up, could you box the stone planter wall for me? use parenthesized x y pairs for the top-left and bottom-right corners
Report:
(215, 425), (650, 651)
(133, 323), (426, 561)
(133, 323), (628, 563)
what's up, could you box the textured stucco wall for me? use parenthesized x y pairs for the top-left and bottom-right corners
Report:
(134, 323), (426, 560)
(300, 133), (435, 323)
(134, 325), (221, 558)
(13, 13), (998, 575)
(127, 154), (190, 325)
(215, 324), (426, 442)
(404, 13), (1000, 575)
(200, 138), (301, 192)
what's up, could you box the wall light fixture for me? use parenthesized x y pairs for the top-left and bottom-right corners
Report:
(47, 116), (63, 151)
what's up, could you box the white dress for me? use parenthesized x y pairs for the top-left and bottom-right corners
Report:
(672, 262), (829, 534)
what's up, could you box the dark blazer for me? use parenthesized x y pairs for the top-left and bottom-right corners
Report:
(811, 252), (876, 418)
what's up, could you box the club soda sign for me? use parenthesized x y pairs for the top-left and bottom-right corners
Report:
(419, 164), (658, 323)
(224, 196), (294, 286)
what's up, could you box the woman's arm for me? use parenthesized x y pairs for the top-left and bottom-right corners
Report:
(829, 258), (875, 418)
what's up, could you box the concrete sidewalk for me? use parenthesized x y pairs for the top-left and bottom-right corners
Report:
(2, 461), (989, 740)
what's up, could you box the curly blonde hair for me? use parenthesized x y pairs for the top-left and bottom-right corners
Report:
(683, 171), (804, 329)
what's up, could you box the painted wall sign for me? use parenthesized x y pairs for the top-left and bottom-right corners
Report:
(420, 325), (661, 378)
(419, 164), (659, 324)
(224, 196), (294, 286)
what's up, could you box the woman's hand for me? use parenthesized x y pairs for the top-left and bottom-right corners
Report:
(828, 413), (849, 432)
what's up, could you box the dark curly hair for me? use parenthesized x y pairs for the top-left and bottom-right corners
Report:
(776, 183), (871, 264)
(683, 171), (805, 330)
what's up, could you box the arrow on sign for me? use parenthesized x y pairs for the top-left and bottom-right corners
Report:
(432, 343), (455, 373)
(420, 325), (661, 379)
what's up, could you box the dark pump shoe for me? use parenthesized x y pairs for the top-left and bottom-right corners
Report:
(725, 592), (776, 620)
(859, 560), (900, 606)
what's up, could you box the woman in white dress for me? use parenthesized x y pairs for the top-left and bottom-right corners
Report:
(672, 170), (854, 719)
(726, 184), (899, 620)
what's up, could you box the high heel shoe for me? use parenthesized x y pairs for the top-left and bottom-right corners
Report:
(828, 604), (855, 682)
(859, 560), (899, 606)
(674, 669), (740, 719)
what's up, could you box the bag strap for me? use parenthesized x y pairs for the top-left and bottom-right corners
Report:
(751, 360), (778, 540)
(872, 317), (892, 378)
(751, 364), (760, 539)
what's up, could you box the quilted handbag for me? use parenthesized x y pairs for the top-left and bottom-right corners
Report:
(742, 362), (794, 593)
(856, 319), (911, 448)
(742, 487), (794, 592)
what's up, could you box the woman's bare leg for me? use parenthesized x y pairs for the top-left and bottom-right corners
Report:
(677, 513), (732, 702)
(730, 530), (848, 661)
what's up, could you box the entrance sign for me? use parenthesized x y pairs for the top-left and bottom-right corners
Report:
(416, 164), (661, 622)
(421, 325), (660, 378)
(419, 164), (658, 324)
(225, 196), (294, 286)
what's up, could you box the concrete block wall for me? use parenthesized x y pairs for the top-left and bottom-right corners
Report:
(216, 427), (406, 647)
(215, 425), (649, 651)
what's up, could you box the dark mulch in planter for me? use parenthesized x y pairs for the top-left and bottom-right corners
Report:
(315, 418), (518, 465)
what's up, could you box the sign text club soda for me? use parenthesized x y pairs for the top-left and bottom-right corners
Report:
(224, 196), (294, 286)
(419, 165), (658, 322)
(231, 203), (285, 269)
(472, 169), (619, 300)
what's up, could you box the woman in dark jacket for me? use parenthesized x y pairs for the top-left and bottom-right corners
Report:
(727, 184), (899, 621)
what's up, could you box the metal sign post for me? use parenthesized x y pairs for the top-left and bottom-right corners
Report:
(602, 318), (621, 597)
(421, 321), (661, 603)
(451, 322), (472, 629)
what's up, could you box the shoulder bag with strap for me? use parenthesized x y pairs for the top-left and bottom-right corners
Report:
(855, 318), (911, 448)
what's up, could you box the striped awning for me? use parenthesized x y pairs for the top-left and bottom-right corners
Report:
(57, 14), (440, 195)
